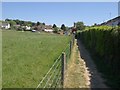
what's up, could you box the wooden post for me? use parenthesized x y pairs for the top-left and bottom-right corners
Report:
(70, 41), (72, 55)
(73, 34), (75, 45)
(61, 52), (66, 87)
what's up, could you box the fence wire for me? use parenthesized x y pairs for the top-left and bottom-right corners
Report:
(36, 34), (75, 89)
(36, 54), (62, 89)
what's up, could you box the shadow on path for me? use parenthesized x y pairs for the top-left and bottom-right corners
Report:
(77, 39), (108, 88)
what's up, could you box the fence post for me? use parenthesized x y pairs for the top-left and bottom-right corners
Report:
(70, 40), (72, 55)
(61, 52), (66, 88)
(73, 34), (75, 45)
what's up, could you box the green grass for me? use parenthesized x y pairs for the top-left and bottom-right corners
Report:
(2, 30), (71, 88)
(0, 30), (2, 89)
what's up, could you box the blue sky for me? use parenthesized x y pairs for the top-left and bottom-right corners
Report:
(2, 2), (118, 27)
(118, 1), (120, 16)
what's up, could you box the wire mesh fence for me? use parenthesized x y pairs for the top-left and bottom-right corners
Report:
(36, 34), (75, 89)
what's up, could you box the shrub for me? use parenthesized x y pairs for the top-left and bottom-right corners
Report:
(77, 26), (120, 88)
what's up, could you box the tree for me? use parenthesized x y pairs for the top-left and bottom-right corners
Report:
(19, 21), (25, 26)
(65, 26), (69, 31)
(13, 19), (20, 25)
(5, 18), (11, 21)
(37, 22), (40, 26)
(8, 20), (16, 26)
(75, 21), (85, 30)
(53, 24), (57, 28)
(42, 23), (45, 25)
(118, 22), (120, 26)
(32, 23), (36, 26)
(6, 20), (16, 29)
(53, 27), (58, 33)
(61, 24), (66, 31)
(27, 24), (32, 27)
(23, 22), (27, 26)
(27, 21), (32, 26)
(94, 23), (97, 26)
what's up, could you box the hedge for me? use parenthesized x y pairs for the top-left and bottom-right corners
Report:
(77, 26), (120, 87)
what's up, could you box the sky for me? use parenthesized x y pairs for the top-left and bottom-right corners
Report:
(2, 2), (118, 27)
(118, 1), (120, 16)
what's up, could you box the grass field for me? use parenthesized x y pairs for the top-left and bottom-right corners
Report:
(2, 30), (71, 88)
(0, 30), (2, 89)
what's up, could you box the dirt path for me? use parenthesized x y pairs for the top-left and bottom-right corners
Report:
(64, 39), (108, 88)
(64, 39), (90, 88)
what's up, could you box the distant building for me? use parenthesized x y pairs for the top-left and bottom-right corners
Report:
(44, 29), (53, 32)
(12, 24), (21, 30)
(1, 22), (10, 29)
(100, 16), (120, 26)
(25, 26), (31, 30)
(33, 24), (53, 32)
(44, 25), (53, 32)
(13, 24), (21, 27)
(45, 25), (52, 29)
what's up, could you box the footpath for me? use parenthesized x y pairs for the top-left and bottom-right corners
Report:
(64, 39), (108, 88)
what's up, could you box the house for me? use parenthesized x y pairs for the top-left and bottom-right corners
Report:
(45, 25), (52, 29)
(44, 29), (53, 32)
(13, 24), (21, 30)
(44, 25), (53, 32)
(1, 22), (10, 29)
(33, 24), (53, 32)
(13, 24), (20, 28)
(100, 16), (120, 26)
(34, 24), (45, 31)
(25, 26), (31, 30)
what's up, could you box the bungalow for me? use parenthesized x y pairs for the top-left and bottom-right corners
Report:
(25, 26), (31, 30)
(44, 25), (53, 32)
(34, 24), (45, 31)
(1, 23), (10, 29)
(45, 25), (52, 29)
(44, 29), (53, 32)
(33, 24), (53, 32)
(100, 16), (120, 26)
(13, 24), (21, 30)
(13, 24), (20, 28)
